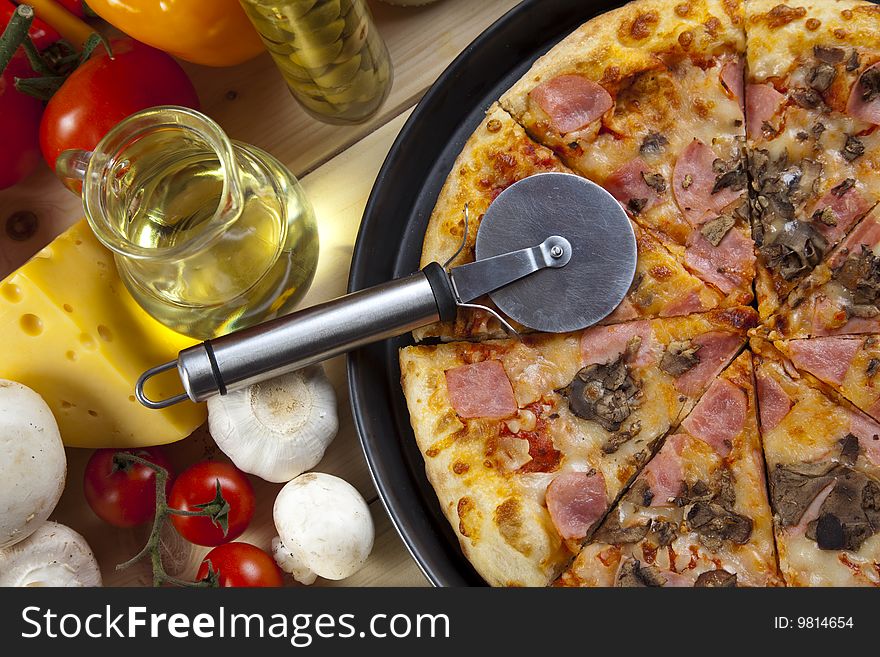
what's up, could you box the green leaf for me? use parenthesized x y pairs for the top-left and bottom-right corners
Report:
(194, 480), (231, 536)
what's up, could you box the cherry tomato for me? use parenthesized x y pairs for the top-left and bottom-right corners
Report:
(169, 461), (254, 547)
(2, 1), (61, 50)
(196, 543), (283, 587)
(83, 447), (174, 528)
(39, 38), (199, 171)
(0, 54), (43, 190)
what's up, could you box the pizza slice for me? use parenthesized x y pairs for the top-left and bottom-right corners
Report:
(556, 352), (780, 587)
(752, 338), (880, 586)
(745, 0), (880, 320)
(767, 209), (880, 338)
(499, 0), (754, 307)
(416, 103), (732, 342)
(398, 307), (756, 586)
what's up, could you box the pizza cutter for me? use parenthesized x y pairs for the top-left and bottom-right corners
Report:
(136, 172), (637, 407)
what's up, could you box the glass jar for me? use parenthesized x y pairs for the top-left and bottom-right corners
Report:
(240, 0), (393, 124)
(56, 106), (319, 340)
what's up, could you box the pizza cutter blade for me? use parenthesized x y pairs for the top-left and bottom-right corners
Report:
(135, 172), (636, 407)
(465, 172), (635, 333)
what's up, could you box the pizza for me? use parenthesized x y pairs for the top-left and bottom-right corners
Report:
(397, 0), (880, 587)
(416, 104), (734, 342)
(753, 339), (880, 586)
(400, 309), (756, 586)
(556, 352), (780, 587)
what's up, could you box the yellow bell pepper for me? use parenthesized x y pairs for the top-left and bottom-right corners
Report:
(85, 0), (265, 67)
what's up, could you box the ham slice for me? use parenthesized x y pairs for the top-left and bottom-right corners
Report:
(444, 360), (517, 419)
(684, 226), (754, 295)
(674, 331), (743, 396)
(811, 185), (871, 244)
(848, 410), (880, 466)
(529, 75), (613, 134)
(580, 320), (656, 367)
(812, 298), (880, 337)
(790, 481), (836, 536)
(829, 214), (880, 269)
(546, 470), (608, 539)
(680, 378), (747, 456)
(643, 434), (686, 506)
(672, 140), (744, 226)
(720, 56), (744, 109)
(846, 62), (880, 125)
(756, 372), (791, 431)
(787, 337), (861, 386)
(745, 83), (785, 140)
(661, 290), (710, 317)
(603, 158), (663, 216)
(604, 296), (640, 323)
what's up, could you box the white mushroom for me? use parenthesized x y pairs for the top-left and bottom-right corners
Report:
(0, 522), (102, 586)
(208, 365), (338, 483)
(271, 472), (374, 584)
(0, 380), (66, 548)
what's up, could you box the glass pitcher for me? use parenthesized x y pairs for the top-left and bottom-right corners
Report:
(56, 106), (319, 340)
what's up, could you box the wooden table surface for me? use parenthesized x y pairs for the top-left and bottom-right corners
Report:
(0, 0), (522, 587)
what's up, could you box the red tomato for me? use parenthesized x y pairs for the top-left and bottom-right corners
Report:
(2, 1), (61, 50)
(169, 462), (255, 547)
(83, 447), (174, 528)
(0, 54), (43, 189)
(196, 543), (283, 587)
(39, 38), (199, 171)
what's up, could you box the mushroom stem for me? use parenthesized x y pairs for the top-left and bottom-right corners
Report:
(113, 452), (217, 588)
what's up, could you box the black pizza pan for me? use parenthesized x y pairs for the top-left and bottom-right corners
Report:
(348, 0), (626, 586)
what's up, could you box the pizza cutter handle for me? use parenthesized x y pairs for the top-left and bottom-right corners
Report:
(135, 263), (457, 407)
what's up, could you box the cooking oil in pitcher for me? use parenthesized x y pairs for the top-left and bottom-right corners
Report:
(60, 106), (319, 339)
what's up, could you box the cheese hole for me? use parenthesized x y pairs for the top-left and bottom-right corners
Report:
(63, 304), (73, 313)
(97, 325), (113, 342)
(88, 410), (98, 417)
(128, 395), (136, 403)
(60, 400), (73, 409)
(65, 350), (77, 362)
(79, 333), (97, 351)
(1, 283), (22, 303)
(20, 314), (43, 336)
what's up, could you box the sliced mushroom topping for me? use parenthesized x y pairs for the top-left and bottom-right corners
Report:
(640, 132), (668, 156)
(842, 135), (865, 162)
(659, 340), (702, 377)
(561, 350), (642, 432)
(768, 461), (837, 526)
(700, 214), (736, 247)
(809, 62), (837, 92)
(650, 519), (678, 547)
(791, 88), (824, 110)
(694, 569), (737, 587)
(859, 65), (880, 102)
(615, 558), (667, 587)
(839, 434), (861, 466)
(867, 358), (880, 378)
(805, 471), (880, 552)
(601, 420), (642, 454)
(626, 479), (655, 507)
(833, 246), (880, 306)
(641, 171), (667, 194)
(759, 221), (827, 281)
(593, 516), (650, 545)
(812, 121), (826, 139)
(846, 50), (860, 72)
(674, 479), (712, 507)
(627, 197), (649, 215)
(685, 500), (753, 550)
(712, 159), (747, 194)
(813, 45), (845, 65)
(831, 178), (856, 199)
